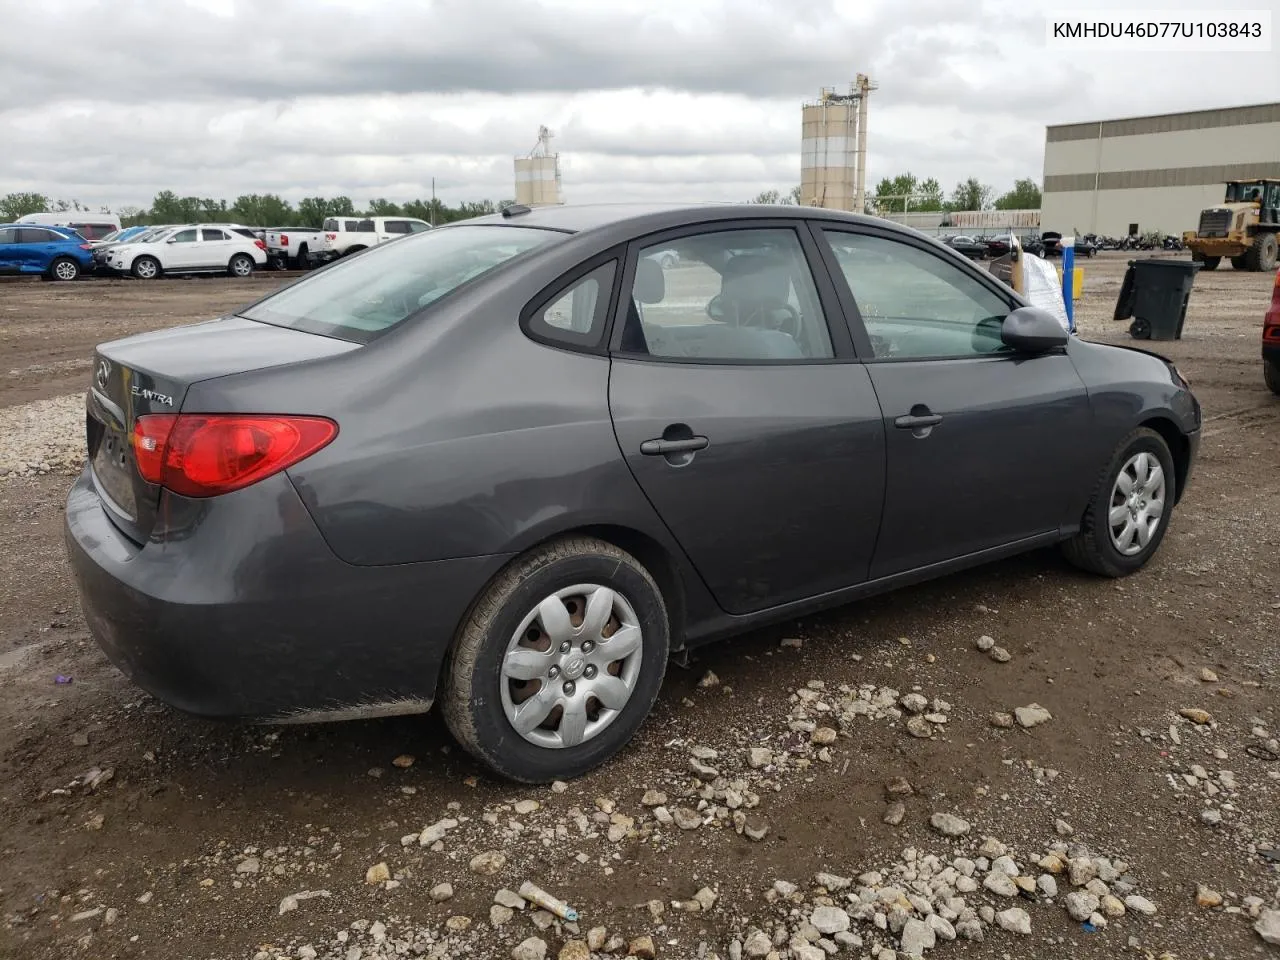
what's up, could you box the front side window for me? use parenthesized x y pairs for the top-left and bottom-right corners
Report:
(383, 220), (410, 235)
(621, 228), (834, 362)
(407, 221), (431, 233)
(242, 224), (562, 342)
(169, 229), (198, 244)
(17, 228), (60, 243)
(822, 230), (1013, 360)
(0, 227), (16, 244)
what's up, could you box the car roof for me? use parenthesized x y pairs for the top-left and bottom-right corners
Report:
(464, 202), (921, 239)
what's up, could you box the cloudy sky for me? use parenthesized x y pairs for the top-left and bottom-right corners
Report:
(1, 0), (1277, 211)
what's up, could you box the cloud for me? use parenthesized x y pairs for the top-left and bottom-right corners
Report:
(0, 0), (1276, 210)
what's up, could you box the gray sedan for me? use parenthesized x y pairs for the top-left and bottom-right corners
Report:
(65, 203), (1201, 782)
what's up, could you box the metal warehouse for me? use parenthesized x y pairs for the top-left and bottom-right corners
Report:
(1041, 102), (1280, 237)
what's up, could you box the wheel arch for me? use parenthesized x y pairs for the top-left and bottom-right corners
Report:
(1138, 415), (1191, 504)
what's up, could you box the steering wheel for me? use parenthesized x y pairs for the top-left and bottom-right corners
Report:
(706, 295), (803, 338)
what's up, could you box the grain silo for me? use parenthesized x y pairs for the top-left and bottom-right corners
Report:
(800, 76), (875, 212)
(514, 126), (563, 207)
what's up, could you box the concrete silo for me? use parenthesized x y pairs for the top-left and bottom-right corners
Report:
(800, 76), (875, 212)
(514, 126), (563, 207)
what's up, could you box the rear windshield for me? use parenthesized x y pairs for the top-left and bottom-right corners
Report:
(241, 225), (563, 342)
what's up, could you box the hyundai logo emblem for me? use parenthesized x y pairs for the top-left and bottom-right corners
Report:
(95, 358), (110, 391)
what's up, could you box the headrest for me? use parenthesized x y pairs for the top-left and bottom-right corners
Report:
(721, 254), (791, 302)
(634, 257), (665, 304)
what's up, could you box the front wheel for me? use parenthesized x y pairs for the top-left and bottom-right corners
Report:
(1062, 427), (1177, 577)
(1199, 255), (1221, 270)
(131, 256), (161, 280)
(442, 537), (669, 783)
(228, 254), (254, 278)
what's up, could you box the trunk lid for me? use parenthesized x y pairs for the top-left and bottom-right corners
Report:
(86, 315), (357, 543)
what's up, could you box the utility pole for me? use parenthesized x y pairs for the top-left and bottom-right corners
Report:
(430, 177), (436, 227)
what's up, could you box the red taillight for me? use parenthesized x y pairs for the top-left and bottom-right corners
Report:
(132, 414), (337, 498)
(254, 239), (267, 250)
(279, 233), (288, 246)
(79, 243), (93, 250)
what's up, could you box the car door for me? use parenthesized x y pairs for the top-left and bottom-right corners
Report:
(16, 228), (63, 273)
(815, 225), (1093, 579)
(163, 228), (200, 268)
(0, 227), (17, 273)
(198, 228), (234, 268)
(607, 222), (887, 615)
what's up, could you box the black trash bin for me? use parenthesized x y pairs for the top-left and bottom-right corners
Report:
(1113, 258), (1201, 340)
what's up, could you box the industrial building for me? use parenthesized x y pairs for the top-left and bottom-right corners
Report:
(1041, 102), (1280, 237)
(514, 126), (563, 207)
(800, 77), (875, 212)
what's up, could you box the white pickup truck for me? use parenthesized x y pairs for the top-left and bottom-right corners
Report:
(263, 227), (326, 270)
(312, 216), (432, 265)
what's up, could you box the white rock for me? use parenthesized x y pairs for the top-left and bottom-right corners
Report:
(996, 907), (1032, 935)
(748, 747), (773, 769)
(991, 855), (1018, 877)
(1124, 895), (1158, 917)
(1065, 892), (1100, 921)
(982, 872), (1018, 897)
(511, 937), (548, 960)
(976, 635), (996, 652)
(811, 905), (851, 934)
(1014, 704), (1052, 728)
(899, 917), (935, 956)
(743, 929), (772, 957)
(926, 914), (956, 941)
(514, 799), (540, 815)
(929, 813), (971, 837)
(236, 857), (261, 874)
(419, 818), (459, 846)
(470, 850), (507, 875)
(900, 693), (928, 714)
(815, 872), (851, 891)
(773, 879), (798, 897)
(430, 883), (454, 902)
(1255, 909), (1280, 945)
(1037, 875), (1058, 897)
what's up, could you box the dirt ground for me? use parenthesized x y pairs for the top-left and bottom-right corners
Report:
(0, 257), (1277, 960)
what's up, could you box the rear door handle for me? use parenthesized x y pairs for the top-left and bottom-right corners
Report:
(894, 414), (943, 429)
(640, 436), (709, 455)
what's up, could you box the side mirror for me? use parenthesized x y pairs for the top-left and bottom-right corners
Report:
(1001, 305), (1069, 352)
(166, 237), (178, 243)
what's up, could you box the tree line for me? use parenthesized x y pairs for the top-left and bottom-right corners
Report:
(748, 177), (1042, 213)
(0, 191), (516, 228)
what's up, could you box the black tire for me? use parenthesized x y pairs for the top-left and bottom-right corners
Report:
(1231, 255), (1248, 270)
(1199, 255), (1221, 270)
(228, 253), (255, 278)
(442, 537), (670, 783)
(1129, 317), (1151, 339)
(344, 245), (366, 257)
(131, 256), (161, 280)
(1062, 427), (1177, 578)
(295, 243), (309, 269)
(47, 257), (80, 282)
(1244, 232), (1278, 272)
(1266, 358), (1280, 396)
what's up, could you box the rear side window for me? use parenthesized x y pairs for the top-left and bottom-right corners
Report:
(355, 219), (375, 233)
(17, 228), (60, 243)
(524, 262), (617, 349)
(201, 229), (230, 241)
(241, 225), (563, 343)
(322, 219), (338, 231)
(383, 220), (411, 235)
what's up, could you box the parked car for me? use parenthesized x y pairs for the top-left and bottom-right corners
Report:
(91, 225), (182, 273)
(66, 203), (1201, 782)
(313, 215), (431, 264)
(103, 224), (268, 279)
(264, 226), (325, 270)
(942, 234), (988, 260)
(17, 211), (121, 240)
(0, 223), (94, 280)
(1264, 267), (1280, 395)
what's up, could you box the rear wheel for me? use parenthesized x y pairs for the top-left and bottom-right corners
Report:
(1063, 427), (1176, 577)
(1266, 359), (1280, 396)
(48, 257), (80, 281)
(1244, 232), (1278, 272)
(344, 245), (366, 257)
(1231, 255), (1248, 270)
(442, 537), (669, 783)
(294, 243), (309, 269)
(228, 254), (254, 278)
(1197, 255), (1221, 270)
(131, 256), (161, 280)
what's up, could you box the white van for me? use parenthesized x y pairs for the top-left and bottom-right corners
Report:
(17, 212), (122, 241)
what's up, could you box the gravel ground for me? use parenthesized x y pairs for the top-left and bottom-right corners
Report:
(0, 257), (1277, 960)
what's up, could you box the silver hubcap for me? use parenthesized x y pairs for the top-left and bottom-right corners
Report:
(233, 258), (250, 276)
(137, 260), (156, 278)
(499, 584), (643, 749)
(55, 261), (76, 280)
(1109, 451), (1166, 556)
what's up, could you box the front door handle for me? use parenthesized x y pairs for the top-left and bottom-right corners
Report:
(640, 436), (709, 456)
(894, 414), (942, 429)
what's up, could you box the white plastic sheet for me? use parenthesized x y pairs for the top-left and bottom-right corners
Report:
(1020, 253), (1071, 333)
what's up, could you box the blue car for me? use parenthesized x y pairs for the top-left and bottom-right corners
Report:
(0, 223), (95, 280)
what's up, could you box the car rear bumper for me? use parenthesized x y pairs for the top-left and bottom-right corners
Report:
(64, 467), (511, 722)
